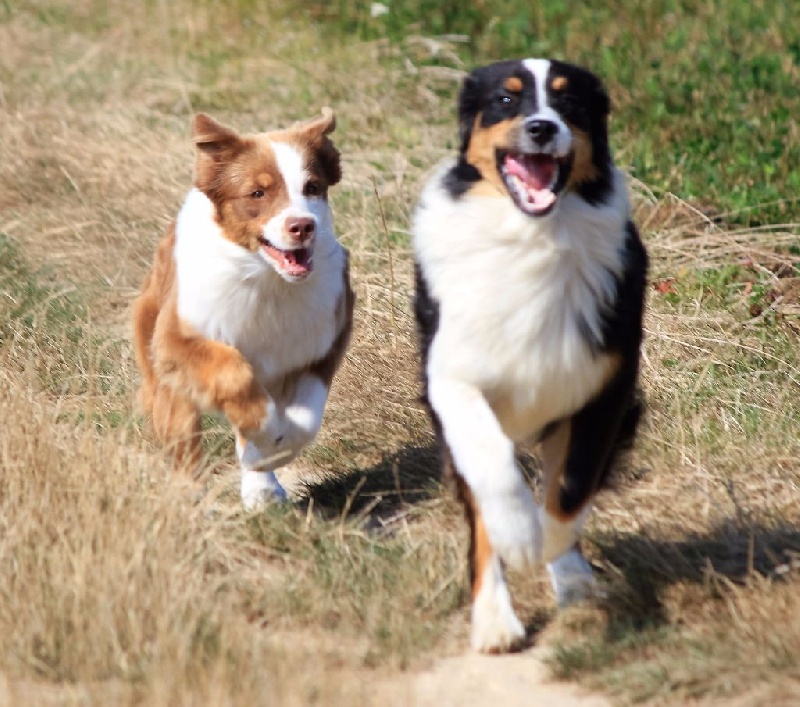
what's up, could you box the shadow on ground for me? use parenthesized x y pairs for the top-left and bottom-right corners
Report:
(591, 522), (800, 636)
(300, 443), (444, 519)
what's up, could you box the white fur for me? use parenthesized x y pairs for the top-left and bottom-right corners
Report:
(238, 374), (329, 472)
(240, 468), (288, 509)
(471, 555), (526, 652)
(284, 373), (328, 445)
(547, 548), (597, 608)
(173, 141), (345, 508)
(236, 433), (289, 508)
(415, 165), (629, 441)
(521, 58), (571, 157)
(174, 191), (343, 383)
(427, 374), (541, 569)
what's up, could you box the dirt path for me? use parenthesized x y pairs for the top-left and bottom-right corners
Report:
(280, 466), (614, 706)
(410, 650), (610, 707)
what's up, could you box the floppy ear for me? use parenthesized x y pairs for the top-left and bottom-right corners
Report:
(192, 114), (243, 195)
(192, 113), (242, 158)
(457, 74), (481, 154)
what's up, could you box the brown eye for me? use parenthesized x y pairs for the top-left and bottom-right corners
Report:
(304, 180), (321, 197)
(251, 189), (265, 199)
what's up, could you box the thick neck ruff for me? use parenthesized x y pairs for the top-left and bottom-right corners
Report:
(173, 188), (345, 380)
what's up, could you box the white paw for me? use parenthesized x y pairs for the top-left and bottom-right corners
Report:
(258, 397), (287, 442)
(480, 485), (542, 570)
(241, 470), (288, 510)
(471, 561), (526, 653)
(547, 548), (599, 608)
(240, 401), (295, 469)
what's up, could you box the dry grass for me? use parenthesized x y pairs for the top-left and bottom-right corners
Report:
(2, 0), (800, 704)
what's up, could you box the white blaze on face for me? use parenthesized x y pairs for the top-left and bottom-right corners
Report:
(521, 58), (572, 157)
(260, 142), (317, 251)
(256, 141), (330, 281)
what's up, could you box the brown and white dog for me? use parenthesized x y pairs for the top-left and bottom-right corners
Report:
(133, 109), (353, 508)
(413, 59), (647, 652)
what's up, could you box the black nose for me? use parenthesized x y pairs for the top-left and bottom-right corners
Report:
(526, 119), (558, 145)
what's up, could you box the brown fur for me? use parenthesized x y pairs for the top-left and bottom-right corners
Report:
(132, 110), (351, 480)
(539, 419), (572, 520)
(465, 114), (522, 197)
(564, 123), (599, 190)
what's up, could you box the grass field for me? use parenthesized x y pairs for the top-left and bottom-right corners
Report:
(1, 0), (799, 704)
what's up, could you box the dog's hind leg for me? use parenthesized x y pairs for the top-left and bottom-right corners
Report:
(151, 383), (203, 479)
(539, 369), (639, 607)
(132, 284), (160, 417)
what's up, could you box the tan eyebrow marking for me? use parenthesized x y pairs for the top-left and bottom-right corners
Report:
(256, 172), (274, 187)
(551, 76), (568, 91)
(504, 76), (523, 92)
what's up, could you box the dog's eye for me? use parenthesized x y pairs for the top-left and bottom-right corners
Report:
(304, 180), (321, 197)
(496, 93), (515, 106)
(250, 189), (265, 199)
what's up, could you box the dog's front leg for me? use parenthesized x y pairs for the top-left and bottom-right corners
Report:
(282, 373), (329, 451)
(236, 419), (289, 510)
(427, 372), (542, 652)
(428, 373), (542, 568)
(236, 374), (328, 509)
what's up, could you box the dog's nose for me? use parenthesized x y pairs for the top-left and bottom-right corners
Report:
(284, 216), (315, 242)
(526, 119), (558, 146)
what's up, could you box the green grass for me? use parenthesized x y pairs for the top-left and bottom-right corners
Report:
(2, 0), (800, 703)
(296, 0), (800, 226)
(0, 233), (128, 422)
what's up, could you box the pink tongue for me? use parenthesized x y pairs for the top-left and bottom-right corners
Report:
(282, 248), (311, 274)
(505, 154), (555, 191)
(262, 243), (312, 275)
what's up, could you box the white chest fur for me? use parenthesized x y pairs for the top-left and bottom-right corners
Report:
(415, 164), (630, 441)
(174, 189), (345, 383)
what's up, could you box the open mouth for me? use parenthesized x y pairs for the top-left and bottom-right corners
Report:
(259, 239), (314, 278)
(498, 150), (567, 217)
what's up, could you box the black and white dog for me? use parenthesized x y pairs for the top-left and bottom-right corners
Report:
(413, 59), (648, 653)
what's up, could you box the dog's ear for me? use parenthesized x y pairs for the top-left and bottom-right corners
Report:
(192, 114), (244, 196)
(298, 106), (336, 139)
(297, 108), (341, 187)
(457, 74), (481, 154)
(192, 113), (242, 158)
(588, 74), (611, 118)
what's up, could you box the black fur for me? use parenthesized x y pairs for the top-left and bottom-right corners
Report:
(414, 262), (439, 406)
(445, 58), (614, 205)
(415, 59), (648, 524)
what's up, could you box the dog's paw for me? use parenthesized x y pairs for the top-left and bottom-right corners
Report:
(239, 400), (295, 467)
(480, 485), (541, 570)
(471, 581), (526, 653)
(240, 470), (288, 510)
(547, 548), (600, 608)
